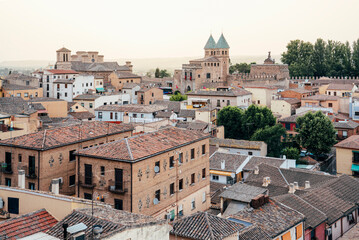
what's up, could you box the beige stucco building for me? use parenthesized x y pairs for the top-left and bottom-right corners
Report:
(29, 97), (68, 118)
(271, 98), (301, 118)
(335, 135), (359, 177)
(108, 71), (142, 91)
(244, 86), (278, 107)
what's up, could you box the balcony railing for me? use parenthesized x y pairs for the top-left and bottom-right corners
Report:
(108, 179), (127, 194)
(79, 173), (95, 188)
(2, 163), (12, 174)
(26, 166), (38, 179)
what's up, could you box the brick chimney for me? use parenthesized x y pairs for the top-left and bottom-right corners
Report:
(254, 166), (259, 175)
(18, 170), (25, 189)
(262, 177), (270, 187)
(305, 181), (310, 189)
(293, 182), (299, 190)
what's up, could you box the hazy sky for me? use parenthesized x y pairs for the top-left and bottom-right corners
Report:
(1, 0), (359, 62)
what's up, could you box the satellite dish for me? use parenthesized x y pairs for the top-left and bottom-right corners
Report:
(230, 173), (235, 178)
(153, 198), (159, 205)
(154, 166), (160, 173)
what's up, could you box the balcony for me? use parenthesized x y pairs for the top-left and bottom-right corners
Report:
(2, 163), (12, 174)
(25, 166), (38, 179)
(108, 180), (127, 194)
(79, 174), (95, 189)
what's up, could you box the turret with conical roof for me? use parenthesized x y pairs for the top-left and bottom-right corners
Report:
(216, 33), (230, 49)
(204, 34), (217, 49)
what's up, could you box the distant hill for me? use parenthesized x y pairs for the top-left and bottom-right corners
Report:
(0, 54), (281, 75)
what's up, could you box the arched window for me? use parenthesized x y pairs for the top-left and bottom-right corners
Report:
(222, 51), (224, 55)
(187, 86), (191, 92)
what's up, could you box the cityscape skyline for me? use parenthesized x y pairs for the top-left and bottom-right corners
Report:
(1, 0), (359, 62)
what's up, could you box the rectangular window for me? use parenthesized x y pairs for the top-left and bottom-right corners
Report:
(18, 154), (22, 163)
(179, 179), (183, 191)
(285, 123), (291, 130)
(89, 103), (93, 108)
(8, 197), (19, 214)
(248, 151), (253, 155)
(69, 175), (75, 186)
(155, 189), (161, 202)
(114, 199), (123, 210)
(115, 113), (118, 120)
(98, 112), (102, 119)
(170, 183), (174, 195)
(206, 73), (211, 79)
(28, 156), (36, 177)
(101, 166), (105, 176)
(155, 161), (160, 174)
(191, 173), (195, 185)
(179, 153), (183, 164)
(202, 144), (206, 155)
(191, 148), (195, 159)
(5, 152), (12, 173)
(169, 156), (174, 168)
(227, 100), (230, 106)
(191, 198), (196, 210)
(84, 193), (92, 200)
(343, 131), (348, 137)
(110, 112), (113, 119)
(133, 113), (137, 118)
(69, 150), (76, 161)
(81, 103), (85, 107)
(202, 192), (206, 202)
(353, 152), (359, 163)
(329, 103), (333, 107)
(212, 175), (219, 181)
(29, 182), (35, 190)
(84, 164), (92, 185)
(5, 178), (11, 187)
(115, 168), (123, 191)
(217, 99), (220, 107)
(202, 168), (206, 179)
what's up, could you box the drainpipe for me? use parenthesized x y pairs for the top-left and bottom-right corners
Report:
(37, 151), (40, 190)
(77, 155), (80, 198)
(130, 163), (133, 212)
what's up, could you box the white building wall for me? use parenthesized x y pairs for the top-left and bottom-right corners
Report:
(236, 94), (252, 107)
(106, 224), (171, 240)
(95, 110), (157, 123)
(331, 219), (341, 240)
(73, 75), (95, 97)
(210, 174), (228, 184)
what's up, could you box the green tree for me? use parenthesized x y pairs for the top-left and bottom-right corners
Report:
(296, 111), (336, 159)
(282, 147), (300, 161)
(217, 106), (245, 139)
(229, 63), (252, 74)
(243, 105), (276, 140)
(251, 124), (286, 157)
(155, 68), (160, 78)
(353, 39), (359, 76)
(312, 38), (327, 77)
(159, 69), (171, 78)
(170, 93), (187, 101)
(281, 40), (314, 76)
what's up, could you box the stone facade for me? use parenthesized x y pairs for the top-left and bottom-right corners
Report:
(173, 34), (230, 93)
(249, 52), (290, 80)
(137, 87), (164, 105)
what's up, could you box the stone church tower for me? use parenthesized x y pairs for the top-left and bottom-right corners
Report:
(56, 47), (72, 70)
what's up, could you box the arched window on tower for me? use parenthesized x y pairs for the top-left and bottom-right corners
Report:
(222, 51), (224, 55)
(63, 54), (65, 62)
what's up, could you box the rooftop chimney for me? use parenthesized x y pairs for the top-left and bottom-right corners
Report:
(254, 166), (259, 175)
(293, 182), (299, 190)
(262, 177), (270, 187)
(305, 181), (310, 189)
(221, 160), (225, 170)
(18, 170), (25, 189)
(51, 178), (60, 195)
(289, 183), (296, 194)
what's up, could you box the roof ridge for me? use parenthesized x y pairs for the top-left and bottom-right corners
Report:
(125, 138), (134, 160)
(291, 194), (328, 218)
(204, 212), (216, 239)
(41, 129), (47, 149)
(277, 167), (289, 185)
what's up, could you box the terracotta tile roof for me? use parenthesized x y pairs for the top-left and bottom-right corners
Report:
(273, 194), (327, 230)
(0, 121), (134, 150)
(327, 83), (354, 90)
(334, 135), (359, 149)
(0, 97), (37, 115)
(176, 120), (209, 132)
(170, 211), (245, 240)
(68, 111), (95, 120)
(177, 109), (196, 118)
(230, 200), (304, 238)
(237, 225), (271, 240)
(78, 127), (209, 162)
(73, 94), (101, 100)
(67, 102), (77, 110)
(210, 152), (248, 172)
(243, 156), (286, 171)
(282, 98), (301, 104)
(187, 88), (252, 97)
(284, 88), (314, 94)
(95, 104), (167, 113)
(46, 69), (78, 74)
(30, 97), (66, 102)
(2, 83), (39, 90)
(122, 83), (140, 89)
(219, 182), (267, 203)
(279, 110), (315, 123)
(333, 120), (359, 129)
(0, 209), (57, 239)
(302, 94), (340, 101)
(47, 207), (165, 239)
(210, 138), (265, 150)
(116, 72), (142, 79)
(210, 182), (229, 208)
